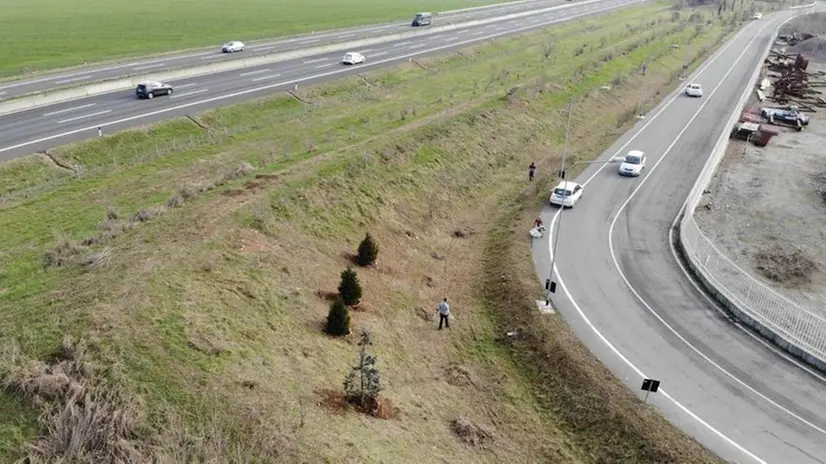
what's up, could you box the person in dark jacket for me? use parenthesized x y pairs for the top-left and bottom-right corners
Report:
(528, 162), (536, 181)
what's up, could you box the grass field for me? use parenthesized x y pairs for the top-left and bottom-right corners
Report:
(0, 2), (746, 462)
(0, 0), (504, 78)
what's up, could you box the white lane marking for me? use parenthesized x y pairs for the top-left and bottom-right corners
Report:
(250, 73), (283, 82)
(545, 18), (771, 464)
(338, 33), (355, 38)
(54, 75), (93, 85)
(0, 92), (7, 96)
(240, 68), (272, 77)
(315, 63), (335, 69)
(603, 12), (826, 437)
(298, 38), (320, 44)
(443, 36), (460, 42)
(473, 31), (486, 35)
(174, 83), (198, 89)
(57, 110), (111, 124)
(256, 46), (275, 52)
(303, 57), (328, 64)
(360, 48), (373, 53)
(132, 63), (166, 71)
(393, 41), (412, 47)
(200, 55), (226, 61)
(370, 52), (388, 58)
(0, 0), (638, 151)
(43, 103), (96, 117)
(410, 44), (426, 49)
(170, 88), (209, 99)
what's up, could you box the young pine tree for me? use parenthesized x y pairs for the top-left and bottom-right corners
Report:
(338, 267), (363, 306)
(326, 299), (351, 336)
(356, 233), (379, 266)
(343, 328), (383, 407)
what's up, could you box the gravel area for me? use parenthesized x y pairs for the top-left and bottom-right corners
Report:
(694, 105), (826, 316)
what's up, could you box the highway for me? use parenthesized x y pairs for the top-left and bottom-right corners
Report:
(0, 0), (639, 162)
(533, 8), (826, 464)
(0, 0), (589, 99)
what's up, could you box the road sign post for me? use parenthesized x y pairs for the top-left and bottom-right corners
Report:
(641, 378), (661, 403)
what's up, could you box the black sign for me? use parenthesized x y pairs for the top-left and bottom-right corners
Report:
(641, 378), (661, 393)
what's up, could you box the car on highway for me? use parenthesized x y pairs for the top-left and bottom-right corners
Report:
(135, 81), (173, 99)
(221, 41), (246, 53)
(341, 52), (366, 65)
(412, 12), (432, 26)
(684, 83), (703, 97)
(549, 181), (583, 208)
(618, 150), (646, 176)
(753, 12), (762, 19)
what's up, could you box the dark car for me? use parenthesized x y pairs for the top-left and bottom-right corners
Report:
(136, 81), (173, 99)
(412, 12), (432, 26)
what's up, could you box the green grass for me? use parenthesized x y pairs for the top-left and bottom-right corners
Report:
(0, 0), (504, 78)
(0, 3), (744, 461)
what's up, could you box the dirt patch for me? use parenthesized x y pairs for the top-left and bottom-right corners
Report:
(755, 245), (817, 286)
(444, 364), (476, 388)
(695, 75), (826, 314)
(314, 389), (395, 420)
(788, 37), (826, 63)
(451, 416), (495, 448)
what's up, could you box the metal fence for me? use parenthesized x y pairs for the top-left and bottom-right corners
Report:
(680, 215), (826, 365)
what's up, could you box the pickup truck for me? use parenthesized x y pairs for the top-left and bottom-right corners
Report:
(761, 105), (810, 130)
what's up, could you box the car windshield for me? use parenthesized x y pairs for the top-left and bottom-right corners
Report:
(624, 155), (641, 165)
(690, 84), (700, 89)
(554, 188), (571, 196)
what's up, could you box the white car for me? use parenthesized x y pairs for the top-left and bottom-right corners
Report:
(685, 83), (703, 98)
(341, 52), (365, 65)
(222, 41), (246, 53)
(618, 150), (646, 176)
(549, 181), (584, 208)
(753, 12), (762, 19)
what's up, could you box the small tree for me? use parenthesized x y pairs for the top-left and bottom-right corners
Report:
(338, 267), (363, 306)
(343, 328), (383, 408)
(326, 299), (351, 336)
(356, 233), (379, 266)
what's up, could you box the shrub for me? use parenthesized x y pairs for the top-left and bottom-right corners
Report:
(343, 328), (383, 407)
(326, 299), (351, 336)
(338, 267), (363, 306)
(356, 233), (379, 266)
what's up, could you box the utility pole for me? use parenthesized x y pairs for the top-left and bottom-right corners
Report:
(546, 97), (573, 305)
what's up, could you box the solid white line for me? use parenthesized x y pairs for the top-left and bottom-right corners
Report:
(315, 63), (334, 69)
(43, 103), (96, 117)
(0, 0), (636, 154)
(240, 68), (271, 77)
(303, 57), (328, 64)
(250, 73), (282, 82)
(57, 109), (111, 124)
(132, 63), (166, 71)
(174, 83), (197, 89)
(170, 89), (209, 99)
(604, 13), (826, 437)
(54, 75), (93, 84)
(546, 18), (769, 464)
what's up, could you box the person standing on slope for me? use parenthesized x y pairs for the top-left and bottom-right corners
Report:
(528, 162), (536, 182)
(437, 298), (451, 330)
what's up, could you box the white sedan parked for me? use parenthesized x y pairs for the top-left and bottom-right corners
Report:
(341, 52), (366, 65)
(549, 181), (584, 208)
(618, 150), (646, 176)
(685, 83), (703, 98)
(222, 41), (246, 53)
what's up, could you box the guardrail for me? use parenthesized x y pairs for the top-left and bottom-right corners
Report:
(0, 0), (625, 117)
(677, 4), (826, 372)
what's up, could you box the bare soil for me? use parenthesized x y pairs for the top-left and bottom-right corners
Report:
(694, 66), (826, 315)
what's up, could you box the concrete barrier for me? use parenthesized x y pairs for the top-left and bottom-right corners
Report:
(676, 8), (826, 373)
(0, 0), (624, 117)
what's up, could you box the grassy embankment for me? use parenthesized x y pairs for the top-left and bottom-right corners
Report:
(0, 0), (501, 78)
(0, 3), (738, 462)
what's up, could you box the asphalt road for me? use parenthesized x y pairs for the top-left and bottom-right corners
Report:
(0, 0), (639, 162)
(533, 8), (826, 464)
(0, 0), (587, 99)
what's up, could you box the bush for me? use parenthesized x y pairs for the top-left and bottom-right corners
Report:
(343, 328), (383, 406)
(338, 267), (363, 306)
(356, 233), (379, 266)
(326, 299), (351, 336)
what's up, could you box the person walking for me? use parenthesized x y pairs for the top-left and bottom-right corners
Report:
(528, 162), (536, 181)
(437, 298), (450, 330)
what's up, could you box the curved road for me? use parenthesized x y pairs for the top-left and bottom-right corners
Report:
(0, 0), (638, 161)
(533, 8), (826, 464)
(0, 0), (598, 99)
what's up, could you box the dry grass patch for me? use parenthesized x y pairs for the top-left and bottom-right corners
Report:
(755, 244), (818, 286)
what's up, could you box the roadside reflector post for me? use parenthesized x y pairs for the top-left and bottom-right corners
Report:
(641, 378), (661, 403)
(294, 83), (298, 91)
